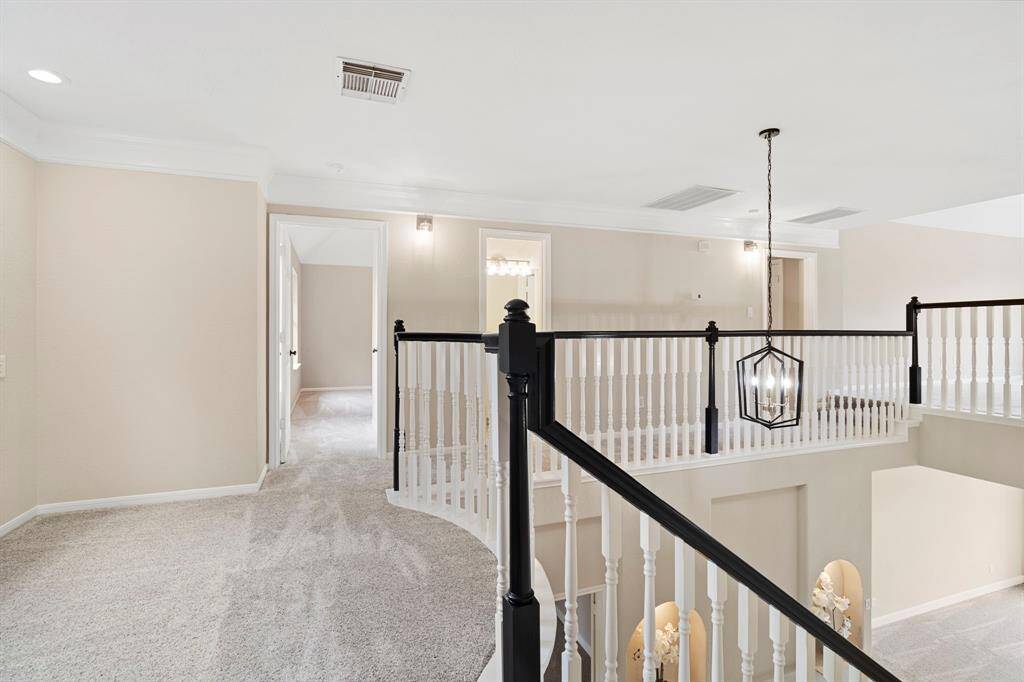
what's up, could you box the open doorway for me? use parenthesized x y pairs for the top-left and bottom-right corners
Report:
(480, 229), (551, 331)
(269, 215), (388, 469)
(762, 249), (818, 330)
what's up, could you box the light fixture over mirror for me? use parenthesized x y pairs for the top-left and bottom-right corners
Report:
(486, 257), (532, 277)
(416, 214), (433, 232)
(737, 128), (803, 429)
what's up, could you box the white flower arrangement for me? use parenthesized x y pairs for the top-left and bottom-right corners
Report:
(652, 621), (681, 682)
(811, 572), (853, 639)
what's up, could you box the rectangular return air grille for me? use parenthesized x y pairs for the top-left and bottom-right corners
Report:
(646, 185), (739, 212)
(790, 207), (863, 224)
(336, 59), (409, 103)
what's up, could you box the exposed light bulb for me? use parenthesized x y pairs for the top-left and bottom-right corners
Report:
(764, 375), (776, 390)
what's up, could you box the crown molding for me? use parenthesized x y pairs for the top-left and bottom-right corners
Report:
(0, 91), (273, 191)
(1, 89), (837, 247)
(268, 174), (840, 248)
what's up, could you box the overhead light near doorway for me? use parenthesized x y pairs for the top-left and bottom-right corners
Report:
(416, 215), (433, 232)
(336, 58), (410, 103)
(486, 258), (532, 277)
(28, 69), (64, 84)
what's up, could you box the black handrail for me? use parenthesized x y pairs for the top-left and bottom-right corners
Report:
(912, 297), (1024, 309)
(552, 328), (911, 339)
(396, 331), (486, 343)
(514, 311), (901, 682)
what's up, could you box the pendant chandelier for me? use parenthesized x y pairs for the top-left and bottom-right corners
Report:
(737, 128), (804, 429)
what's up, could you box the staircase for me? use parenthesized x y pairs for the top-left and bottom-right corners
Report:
(388, 296), (1024, 681)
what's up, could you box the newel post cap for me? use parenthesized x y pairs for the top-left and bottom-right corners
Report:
(499, 299), (536, 375)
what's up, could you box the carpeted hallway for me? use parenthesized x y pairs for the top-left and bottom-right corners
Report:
(0, 389), (496, 680)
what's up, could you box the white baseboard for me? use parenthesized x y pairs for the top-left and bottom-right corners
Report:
(3, 466), (269, 525)
(299, 385), (370, 393)
(872, 574), (1024, 628)
(0, 506), (38, 539)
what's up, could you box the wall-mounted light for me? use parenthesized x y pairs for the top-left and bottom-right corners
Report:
(486, 257), (532, 277)
(416, 214), (433, 232)
(743, 240), (758, 252)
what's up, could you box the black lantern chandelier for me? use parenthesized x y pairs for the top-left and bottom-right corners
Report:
(737, 128), (804, 429)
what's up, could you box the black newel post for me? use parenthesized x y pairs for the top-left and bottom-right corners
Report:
(704, 320), (720, 455)
(906, 297), (922, 404)
(498, 299), (541, 681)
(392, 319), (405, 491)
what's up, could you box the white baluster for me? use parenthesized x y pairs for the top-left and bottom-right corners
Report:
(602, 487), (622, 682)
(659, 338), (668, 461)
(707, 561), (727, 682)
(490, 352), (507, 665)
(420, 343), (432, 507)
(645, 339), (655, 462)
(925, 309), (934, 408)
(562, 460), (582, 682)
(841, 337), (851, 440)
(406, 342), (418, 504)
(594, 339), (603, 455)
(970, 307), (979, 413)
(824, 337), (835, 441)
(940, 308), (949, 409)
(681, 339), (691, 457)
(476, 347), (489, 534)
(436, 343), (447, 509)
(566, 339), (575, 439)
(671, 338), (680, 460)
(809, 337), (819, 444)
(794, 625), (815, 682)
(620, 338), (630, 467)
(605, 339), (617, 466)
(1003, 306), (1013, 417)
(641, 515), (661, 682)
(954, 308), (964, 411)
(633, 340), (643, 466)
(674, 539), (695, 682)
(823, 647), (838, 682)
(854, 337), (864, 439)
(580, 338), (588, 445)
(1019, 304), (1024, 418)
(986, 307), (995, 415)
(768, 606), (789, 682)
(450, 343), (462, 512)
(464, 345), (478, 520)
(737, 585), (758, 682)
(694, 338), (703, 455)
(721, 337), (732, 453)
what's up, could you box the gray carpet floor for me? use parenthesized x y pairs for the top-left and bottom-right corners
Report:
(872, 585), (1024, 681)
(0, 389), (496, 680)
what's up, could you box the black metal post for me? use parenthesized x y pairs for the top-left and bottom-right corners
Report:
(704, 320), (719, 455)
(906, 297), (922, 404)
(498, 299), (540, 682)
(392, 319), (405, 491)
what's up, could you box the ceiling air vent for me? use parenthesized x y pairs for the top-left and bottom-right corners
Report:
(789, 207), (863, 224)
(336, 58), (409, 103)
(646, 185), (740, 212)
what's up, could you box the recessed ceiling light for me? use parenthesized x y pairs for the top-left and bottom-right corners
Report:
(28, 69), (63, 84)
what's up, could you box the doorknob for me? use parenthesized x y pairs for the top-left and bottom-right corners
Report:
(289, 350), (297, 356)
(372, 348), (378, 354)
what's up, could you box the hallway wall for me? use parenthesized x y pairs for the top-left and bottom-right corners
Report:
(34, 163), (267, 504)
(0, 142), (37, 528)
(299, 264), (373, 389)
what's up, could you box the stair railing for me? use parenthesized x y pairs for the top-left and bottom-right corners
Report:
(906, 297), (1024, 418)
(494, 299), (901, 682)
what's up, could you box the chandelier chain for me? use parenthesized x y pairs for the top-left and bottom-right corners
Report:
(766, 133), (774, 343)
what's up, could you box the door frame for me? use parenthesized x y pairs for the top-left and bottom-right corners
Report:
(268, 214), (389, 469)
(760, 248), (818, 329)
(478, 228), (552, 331)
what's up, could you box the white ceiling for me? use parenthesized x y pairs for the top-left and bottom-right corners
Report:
(289, 225), (376, 267)
(897, 193), (1023, 238)
(2, 1), (1022, 241)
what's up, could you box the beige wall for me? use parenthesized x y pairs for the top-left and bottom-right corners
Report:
(0, 142), (37, 526)
(872, 465), (1024, 618)
(35, 163), (266, 503)
(299, 264), (373, 388)
(840, 222), (1024, 329)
